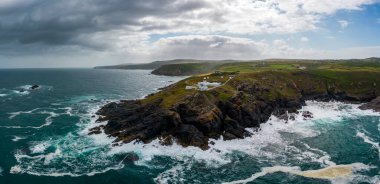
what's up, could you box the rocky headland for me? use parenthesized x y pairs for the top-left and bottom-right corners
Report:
(91, 61), (380, 150)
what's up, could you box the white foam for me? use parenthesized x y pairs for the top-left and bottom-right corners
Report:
(8, 108), (40, 119)
(301, 101), (380, 121)
(30, 142), (51, 154)
(222, 163), (374, 184)
(356, 131), (380, 158)
(0, 166), (3, 176)
(9, 102), (126, 177)
(10, 164), (123, 177)
(10, 100), (380, 179)
(12, 136), (26, 142)
(223, 166), (301, 184)
(0, 118), (54, 129)
(0, 94), (7, 97)
(101, 100), (380, 182)
(44, 148), (62, 165)
(1, 109), (60, 129)
(10, 165), (21, 174)
(60, 107), (73, 116)
(154, 164), (186, 184)
(100, 101), (379, 168)
(13, 90), (30, 95)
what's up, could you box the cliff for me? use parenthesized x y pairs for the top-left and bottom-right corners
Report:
(91, 61), (380, 150)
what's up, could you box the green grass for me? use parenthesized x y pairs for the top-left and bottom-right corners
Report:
(143, 60), (380, 109)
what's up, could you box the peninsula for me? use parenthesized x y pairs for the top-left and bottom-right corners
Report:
(92, 58), (380, 150)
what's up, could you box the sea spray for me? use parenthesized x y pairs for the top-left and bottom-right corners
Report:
(356, 131), (380, 158)
(222, 163), (374, 184)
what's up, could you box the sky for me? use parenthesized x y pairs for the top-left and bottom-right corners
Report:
(0, 0), (380, 68)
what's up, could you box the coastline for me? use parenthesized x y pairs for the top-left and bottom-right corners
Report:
(91, 65), (380, 150)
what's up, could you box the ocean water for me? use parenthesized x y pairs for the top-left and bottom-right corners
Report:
(0, 69), (380, 184)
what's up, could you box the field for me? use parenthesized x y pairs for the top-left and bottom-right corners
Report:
(143, 59), (380, 108)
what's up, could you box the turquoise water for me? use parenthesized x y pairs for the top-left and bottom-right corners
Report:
(0, 69), (380, 184)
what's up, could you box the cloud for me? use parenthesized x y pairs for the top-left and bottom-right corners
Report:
(149, 35), (267, 60)
(0, 0), (379, 67)
(0, 0), (375, 47)
(300, 37), (309, 42)
(1, 34), (380, 68)
(147, 36), (380, 61)
(338, 20), (350, 28)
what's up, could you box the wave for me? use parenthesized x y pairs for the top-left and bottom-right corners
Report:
(9, 103), (126, 177)
(30, 142), (51, 154)
(138, 101), (380, 183)
(9, 100), (380, 181)
(16, 85), (53, 91)
(154, 164), (187, 184)
(8, 108), (40, 119)
(12, 136), (27, 142)
(1, 107), (72, 129)
(112, 101), (376, 167)
(0, 113), (57, 129)
(0, 85), (53, 98)
(222, 163), (375, 184)
(356, 131), (380, 159)
(0, 166), (3, 176)
(12, 90), (30, 95)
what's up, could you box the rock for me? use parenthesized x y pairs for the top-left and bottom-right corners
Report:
(88, 126), (103, 135)
(223, 116), (251, 139)
(276, 112), (296, 122)
(302, 111), (313, 119)
(159, 135), (174, 146)
(30, 85), (39, 90)
(359, 97), (380, 112)
(222, 132), (238, 140)
(19, 89), (26, 93)
(93, 71), (379, 150)
(174, 124), (209, 150)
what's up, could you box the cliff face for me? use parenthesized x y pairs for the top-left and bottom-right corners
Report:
(92, 70), (380, 149)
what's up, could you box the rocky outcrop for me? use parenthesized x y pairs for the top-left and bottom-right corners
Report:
(92, 71), (380, 150)
(90, 81), (380, 149)
(359, 97), (380, 112)
(30, 85), (39, 90)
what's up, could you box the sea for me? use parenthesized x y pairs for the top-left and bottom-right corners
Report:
(0, 68), (379, 184)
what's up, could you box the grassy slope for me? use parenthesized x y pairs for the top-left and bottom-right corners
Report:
(143, 60), (380, 109)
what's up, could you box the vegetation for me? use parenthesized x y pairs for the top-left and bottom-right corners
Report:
(96, 58), (380, 149)
(143, 59), (380, 108)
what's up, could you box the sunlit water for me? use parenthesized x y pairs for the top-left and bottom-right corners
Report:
(0, 69), (380, 184)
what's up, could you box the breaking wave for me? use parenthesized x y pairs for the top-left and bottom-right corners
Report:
(12, 136), (27, 142)
(0, 108), (70, 129)
(223, 163), (377, 184)
(356, 131), (380, 159)
(9, 100), (380, 183)
(9, 102), (125, 177)
(0, 85), (53, 99)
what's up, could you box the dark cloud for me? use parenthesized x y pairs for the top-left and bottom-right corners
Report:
(0, 0), (208, 47)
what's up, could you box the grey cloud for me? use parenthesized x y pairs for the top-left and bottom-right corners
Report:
(0, 0), (208, 47)
(150, 35), (266, 60)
